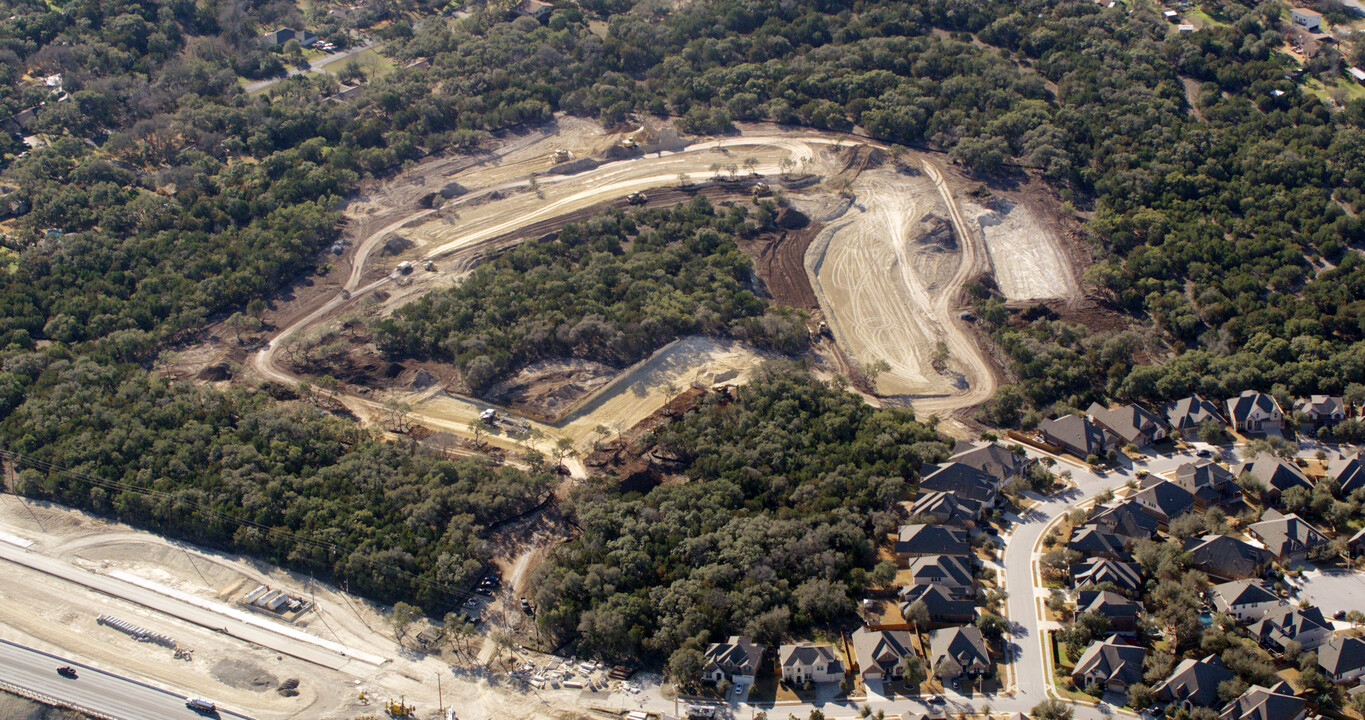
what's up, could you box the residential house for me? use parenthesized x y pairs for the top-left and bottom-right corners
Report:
(1185, 535), (1272, 581)
(1071, 635), (1146, 692)
(1248, 606), (1333, 652)
(1317, 636), (1365, 684)
(1351, 526), (1365, 558)
(1328, 451), (1365, 498)
(1219, 682), (1306, 720)
(909, 490), (981, 527)
(1075, 590), (1140, 632)
(917, 462), (1001, 508)
(1226, 391), (1284, 433)
(946, 441), (1031, 484)
(1087, 501), (1160, 542)
(779, 643), (844, 685)
(1232, 456), (1314, 501)
(903, 555), (975, 594)
(1072, 558), (1144, 596)
(1294, 396), (1346, 429)
(1087, 402), (1168, 447)
(512, 0), (554, 20)
(849, 627), (915, 682)
(1038, 414), (1112, 460)
(1154, 654), (1237, 709)
(928, 626), (991, 679)
(1246, 513), (1330, 562)
(897, 584), (976, 625)
(1068, 525), (1132, 561)
(1133, 480), (1198, 526)
(260, 27), (317, 47)
(895, 525), (970, 559)
(1210, 580), (1282, 623)
(1161, 395), (1228, 440)
(703, 636), (763, 684)
(1172, 461), (1242, 509)
(1291, 7), (1322, 32)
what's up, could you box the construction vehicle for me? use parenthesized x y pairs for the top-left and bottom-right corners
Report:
(479, 408), (531, 436)
(751, 182), (771, 196)
(385, 697), (415, 718)
(550, 149), (572, 164)
(626, 191), (647, 205)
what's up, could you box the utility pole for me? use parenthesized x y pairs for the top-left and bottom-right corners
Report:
(436, 672), (442, 710)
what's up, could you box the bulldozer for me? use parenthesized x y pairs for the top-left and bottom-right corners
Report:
(385, 698), (414, 718)
(550, 149), (572, 164)
(626, 191), (647, 205)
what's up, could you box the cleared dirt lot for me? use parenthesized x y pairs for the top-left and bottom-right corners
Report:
(964, 197), (1076, 302)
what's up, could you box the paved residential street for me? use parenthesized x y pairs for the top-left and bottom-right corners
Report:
(243, 43), (377, 93)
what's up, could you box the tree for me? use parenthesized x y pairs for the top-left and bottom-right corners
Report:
(668, 647), (705, 689)
(863, 358), (892, 385)
(1127, 682), (1155, 709)
(904, 599), (930, 632)
(225, 311), (262, 343)
(898, 654), (927, 690)
(1031, 698), (1073, 720)
(552, 437), (575, 471)
(390, 601), (421, 643)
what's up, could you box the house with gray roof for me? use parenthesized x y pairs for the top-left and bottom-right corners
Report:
(1351, 526), (1365, 557)
(1226, 391), (1284, 433)
(909, 490), (981, 527)
(904, 555), (975, 593)
(1247, 513), (1330, 561)
(1068, 525), (1132, 561)
(1072, 557), (1143, 595)
(947, 440), (1031, 483)
(898, 584), (975, 625)
(703, 636), (763, 684)
(1248, 606), (1332, 652)
(1154, 654), (1236, 709)
(1185, 534), (1273, 581)
(895, 525), (970, 559)
(1233, 455), (1314, 501)
(1161, 395), (1228, 439)
(1219, 682), (1305, 720)
(1133, 480), (1197, 526)
(1293, 395), (1346, 429)
(1173, 461), (1242, 509)
(917, 462), (1000, 507)
(1039, 414), (1113, 460)
(1087, 402), (1168, 447)
(1317, 635), (1365, 684)
(1328, 450), (1365, 498)
(1087, 501), (1160, 541)
(928, 626), (991, 679)
(1210, 580), (1282, 623)
(849, 627), (915, 682)
(779, 643), (844, 684)
(1072, 635), (1146, 692)
(1075, 590), (1140, 632)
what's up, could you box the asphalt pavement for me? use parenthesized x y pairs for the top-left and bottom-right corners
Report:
(0, 637), (253, 720)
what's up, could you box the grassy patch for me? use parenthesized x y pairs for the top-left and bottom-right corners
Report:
(320, 48), (395, 79)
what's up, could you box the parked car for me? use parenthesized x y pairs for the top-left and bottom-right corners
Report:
(520, 598), (534, 615)
(1195, 449), (1213, 458)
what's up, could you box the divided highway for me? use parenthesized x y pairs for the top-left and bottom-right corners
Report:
(0, 637), (253, 720)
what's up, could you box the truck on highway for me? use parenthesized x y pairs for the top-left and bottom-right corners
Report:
(186, 697), (216, 713)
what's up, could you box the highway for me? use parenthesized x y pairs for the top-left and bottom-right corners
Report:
(0, 541), (379, 672)
(0, 637), (253, 720)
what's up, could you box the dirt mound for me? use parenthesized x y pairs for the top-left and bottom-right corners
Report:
(486, 359), (616, 421)
(543, 156), (604, 175)
(775, 207), (809, 229)
(916, 213), (956, 250)
(380, 234), (414, 255)
(211, 658), (278, 692)
(404, 368), (437, 389)
(196, 363), (231, 381)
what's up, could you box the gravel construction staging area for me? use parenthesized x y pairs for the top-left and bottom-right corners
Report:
(965, 198), (1076, 302)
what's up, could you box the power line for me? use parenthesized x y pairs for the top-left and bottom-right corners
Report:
(0, 450), (477, 604)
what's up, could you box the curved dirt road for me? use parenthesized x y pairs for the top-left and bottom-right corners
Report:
(252, 129), (999, 450)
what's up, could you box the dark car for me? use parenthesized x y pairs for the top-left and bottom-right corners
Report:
(57, 666), (77, 678)
(520, 598), (534, 615)
(1195, 449), (1213, 458)
(1335, 610), (1347, 620)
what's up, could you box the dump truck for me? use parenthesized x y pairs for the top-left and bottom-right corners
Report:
(479, 409), (531, 436)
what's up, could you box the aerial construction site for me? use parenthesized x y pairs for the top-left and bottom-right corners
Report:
(3, 114), (1088, 720)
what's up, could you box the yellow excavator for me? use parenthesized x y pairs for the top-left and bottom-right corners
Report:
(385, 698), (415, 718)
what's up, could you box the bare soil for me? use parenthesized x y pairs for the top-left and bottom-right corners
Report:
(734, 211), (820, 310)
(211, 658), (278, 692)
(0, 693), (87, 720)
(486, 359), (617, 421)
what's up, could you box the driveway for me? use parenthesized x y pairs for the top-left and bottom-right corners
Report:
(243, 42), (378, 93)
(1291, 566), (1365, 625)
